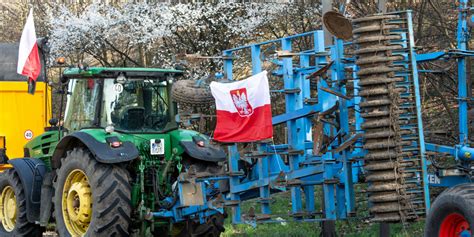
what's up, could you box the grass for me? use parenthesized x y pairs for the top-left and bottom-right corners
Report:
(221, 191), (425, 237)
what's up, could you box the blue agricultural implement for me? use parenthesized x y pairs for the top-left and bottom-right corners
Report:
(2, 1), (474, 236)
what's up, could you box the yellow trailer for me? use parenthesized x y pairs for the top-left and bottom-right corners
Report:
(0, 43), (51, 169)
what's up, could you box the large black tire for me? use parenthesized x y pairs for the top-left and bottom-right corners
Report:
(54, 148), (132, 237)
(0, 169), (43, 236)
(171, 80), (214, 106)
(425, 183), (474, 237)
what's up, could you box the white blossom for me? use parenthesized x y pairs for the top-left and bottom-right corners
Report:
(47, 2), (320, 79)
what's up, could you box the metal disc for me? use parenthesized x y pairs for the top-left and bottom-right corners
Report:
(322, 11), (353, 40)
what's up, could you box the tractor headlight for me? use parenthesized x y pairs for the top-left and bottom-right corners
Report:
(105, 136), (122, 148)
(105, 125), (115, 134)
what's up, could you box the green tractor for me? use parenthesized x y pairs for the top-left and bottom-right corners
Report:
(0, 67), (227, 236)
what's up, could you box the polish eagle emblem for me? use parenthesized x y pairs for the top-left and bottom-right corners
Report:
(230, 88), (253, 117)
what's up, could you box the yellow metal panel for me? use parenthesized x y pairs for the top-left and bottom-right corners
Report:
(0, 81), (51, 158)
(0, 136), (4, 149)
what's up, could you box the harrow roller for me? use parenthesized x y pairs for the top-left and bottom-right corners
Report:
(353, 13), (427, 222)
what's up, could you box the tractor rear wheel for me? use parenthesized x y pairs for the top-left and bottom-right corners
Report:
(54, 148), (132, 237)
(425, 183), (474, 237)
(0, 169), (43, 236)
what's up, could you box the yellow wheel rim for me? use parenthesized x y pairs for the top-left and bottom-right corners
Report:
(62, 169), (92, 236)
(0, 186), (17, 232)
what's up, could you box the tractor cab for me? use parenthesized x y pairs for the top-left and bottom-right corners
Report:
(61, 67), (182, 133)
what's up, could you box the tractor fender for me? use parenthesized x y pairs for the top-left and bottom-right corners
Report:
(51, 132), (139, 169)
(179, 141), (227, 162)
(8, 158), (47, 223)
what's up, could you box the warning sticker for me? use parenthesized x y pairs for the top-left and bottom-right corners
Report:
(24, 130), (34, 140)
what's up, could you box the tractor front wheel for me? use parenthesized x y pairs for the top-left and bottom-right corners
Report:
(54, 148), (132, 237)
(425, 183), (474, 237)
(0, 169), (43, 236)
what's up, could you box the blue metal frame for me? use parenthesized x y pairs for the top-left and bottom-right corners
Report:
(458, 0), (470, 144)
(406, 11), (431, 212)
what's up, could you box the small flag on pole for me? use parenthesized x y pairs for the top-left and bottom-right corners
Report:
(17, 9), (41, 95)
(210, 71), (273, 142)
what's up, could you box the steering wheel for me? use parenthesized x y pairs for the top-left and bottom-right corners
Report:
(145, 114), (166, 129)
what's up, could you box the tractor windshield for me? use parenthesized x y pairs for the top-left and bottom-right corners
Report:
(64, 78), (177, 133)
(103, 79), (177, 132)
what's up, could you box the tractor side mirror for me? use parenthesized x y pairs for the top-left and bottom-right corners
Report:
(116, 73), (127, 84)
(60, 75), (69, 84)
(49, 118), (59, 127)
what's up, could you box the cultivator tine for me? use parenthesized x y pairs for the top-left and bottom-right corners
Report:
(319, 87), (353, 100)
(307, 61), (334, 79)
(332, 134), (364, 154)
(312, 121), (324, 155)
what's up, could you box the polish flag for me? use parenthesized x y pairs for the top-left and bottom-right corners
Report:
(210, 71), (273, 142)
(17, 9), (41, 83)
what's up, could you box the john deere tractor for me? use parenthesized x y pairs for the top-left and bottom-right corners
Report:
(0, 67), (227, 237)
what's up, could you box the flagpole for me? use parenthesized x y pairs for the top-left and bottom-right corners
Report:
(38, 38), (50, 127)
(17, 6), (41, 95)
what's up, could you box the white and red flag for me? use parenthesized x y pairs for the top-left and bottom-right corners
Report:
(17, 9), (41, 91)
(210, 71), (273, 142)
